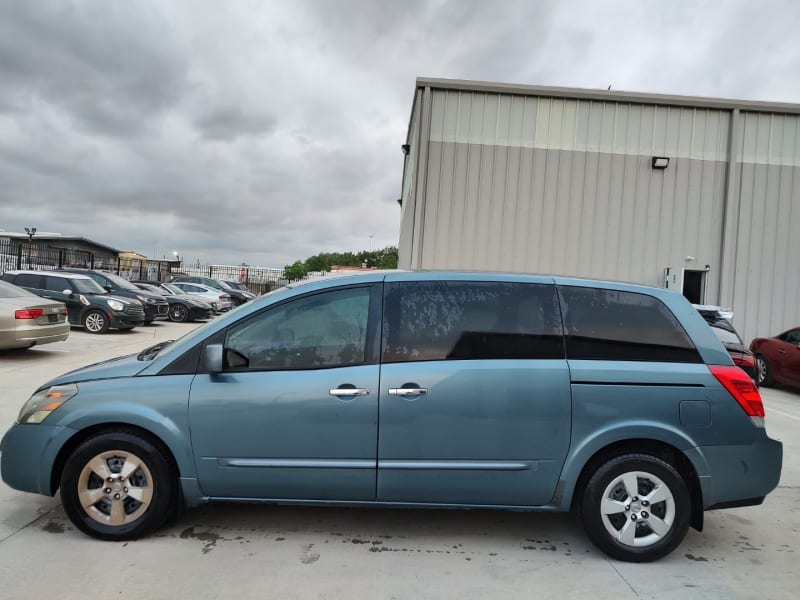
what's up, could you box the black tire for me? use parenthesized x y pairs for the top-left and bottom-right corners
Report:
(755, 354), (773, 387)
(60, 430), (178, 541)
(230, 298), (242, 308)
(168, 303), (189, 323)
(83, 310), (109, 334)
(580, 453), (691, 562)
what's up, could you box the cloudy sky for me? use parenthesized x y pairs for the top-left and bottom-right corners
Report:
(1, 0), (799, 267)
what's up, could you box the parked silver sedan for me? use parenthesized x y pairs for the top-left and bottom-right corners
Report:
(169, 282), (232, 312)
(0, 279), (70, 350)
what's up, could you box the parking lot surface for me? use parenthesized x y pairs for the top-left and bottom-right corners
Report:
(0, 321), (797, 599)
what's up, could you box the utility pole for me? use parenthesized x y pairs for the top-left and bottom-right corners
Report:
(24, 227), (36, 268)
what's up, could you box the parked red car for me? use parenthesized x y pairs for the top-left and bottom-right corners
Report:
(750, 328), (800, 387)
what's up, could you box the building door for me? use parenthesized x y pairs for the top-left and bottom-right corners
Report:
(682, 269), (706, 304)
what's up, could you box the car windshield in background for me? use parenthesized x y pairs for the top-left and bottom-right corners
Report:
(72, 278), (108, 294)
(162, 283), (185, 294)
(140, 284), (166, 295)
(102, 272), (139, 290)
(0, 280), (37, 298)
(709, 322), (745, 348)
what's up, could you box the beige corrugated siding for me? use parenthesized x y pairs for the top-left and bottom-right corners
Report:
(399, 84), (800, 341)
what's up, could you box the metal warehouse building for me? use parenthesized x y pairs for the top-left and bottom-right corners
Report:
(398, 77), (800, 341)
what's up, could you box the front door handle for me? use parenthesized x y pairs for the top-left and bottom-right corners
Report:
(388, 388), (429, 396)
(329, 388), (370, 397)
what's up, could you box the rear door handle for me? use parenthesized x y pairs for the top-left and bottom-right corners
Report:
(778, 349), (787, 354)
(329, 388), (370, 397)
(388, 388), (429, 396)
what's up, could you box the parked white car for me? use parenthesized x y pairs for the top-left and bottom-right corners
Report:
(170, 282), (232, 312)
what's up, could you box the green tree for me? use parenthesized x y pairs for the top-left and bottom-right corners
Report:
(283, 260), (307, 282)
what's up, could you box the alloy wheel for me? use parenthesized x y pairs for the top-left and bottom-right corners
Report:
(599, 470), (676, 547)
(77, 450), (154, 526)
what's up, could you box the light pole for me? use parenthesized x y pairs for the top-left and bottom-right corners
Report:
(24, 227), (36, 268)
(369, 234), (374, 252)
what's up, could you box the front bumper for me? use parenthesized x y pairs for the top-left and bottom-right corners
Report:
(687, 436), (783, 510)
(143, 302), (170, 322)
(1, 423), (77, 496)
(109, 312), (145, 329)
(188, 307), (213, 320)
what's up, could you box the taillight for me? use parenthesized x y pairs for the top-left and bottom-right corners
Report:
(709, 365), (765, 426)
(732, 353), (756, 369)
(15, 308), (44, 319)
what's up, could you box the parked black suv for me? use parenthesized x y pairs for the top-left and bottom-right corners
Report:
(58, 269), (169, 325)
(1, 270), (145, 333)
(170, 276), (255, 306)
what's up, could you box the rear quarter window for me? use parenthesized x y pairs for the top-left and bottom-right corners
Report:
(558, 286), (701, 363)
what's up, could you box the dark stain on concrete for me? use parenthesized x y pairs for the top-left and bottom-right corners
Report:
(180, 527), (223, 554)
(685, 553), (708, 562)
(42, 521), (64, 534)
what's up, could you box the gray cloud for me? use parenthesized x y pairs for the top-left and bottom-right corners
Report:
(1, 0), (799, 267)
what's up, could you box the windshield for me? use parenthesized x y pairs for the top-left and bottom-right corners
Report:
(0, 280), (37, 298)
(102, 272), (139, 290)
(139, 284), (167, 296)
(162, 283), (184, 294)
(73, 278), (108, 294)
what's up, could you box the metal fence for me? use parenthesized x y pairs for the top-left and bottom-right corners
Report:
(0, 238), (319, 295)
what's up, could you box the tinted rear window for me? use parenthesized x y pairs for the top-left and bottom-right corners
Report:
(9, 273), (43, 288)
(558, 286), (701, 363)
(382, 281), (564, 362)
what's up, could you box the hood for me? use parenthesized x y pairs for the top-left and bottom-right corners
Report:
(41, 352), (148, 388)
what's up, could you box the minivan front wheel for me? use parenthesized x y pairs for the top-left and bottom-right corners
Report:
(60, 431), (177, 540)
(581, 454), (691, 562)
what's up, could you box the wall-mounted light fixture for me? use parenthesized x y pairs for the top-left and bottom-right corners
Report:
(401, 144), (410, 156)
(652, 156), (670, 169)
(397, 197), (403, 206)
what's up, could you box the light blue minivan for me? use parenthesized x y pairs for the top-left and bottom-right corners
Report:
(0, 272), (783, 561)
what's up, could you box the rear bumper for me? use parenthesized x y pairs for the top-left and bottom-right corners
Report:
(1, 423), (77, 496)
(686, 436), (783, 510)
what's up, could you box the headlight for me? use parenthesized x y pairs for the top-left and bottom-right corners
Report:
(107, 299), (125, 311)
(18, 384), (78, 424)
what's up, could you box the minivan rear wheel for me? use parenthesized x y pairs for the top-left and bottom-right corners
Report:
(581, 454), (691, 562)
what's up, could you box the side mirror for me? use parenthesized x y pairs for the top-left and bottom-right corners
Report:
(203, 344), (224, 373)
(62, 289), (74, 298)
(103, 285), (113, 293)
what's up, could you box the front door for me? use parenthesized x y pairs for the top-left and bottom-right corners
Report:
(377, 277), (571, 507)
(189, 284), (381, 500)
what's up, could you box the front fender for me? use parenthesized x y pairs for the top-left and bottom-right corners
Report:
(46, 375), (196, 480)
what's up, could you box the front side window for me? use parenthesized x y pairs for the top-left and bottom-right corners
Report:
(558, 286), (701, 363)
(224, 286), (372, 371)
(382, 281), (564, 363)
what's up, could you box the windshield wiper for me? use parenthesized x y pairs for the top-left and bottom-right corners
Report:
(137, 340), (174, 361)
